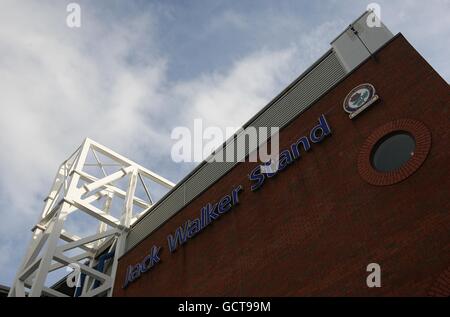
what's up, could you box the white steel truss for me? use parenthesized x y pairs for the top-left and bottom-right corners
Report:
(8, 138), (175, 297)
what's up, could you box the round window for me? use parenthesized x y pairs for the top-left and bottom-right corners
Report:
(371, 132), (416, 172)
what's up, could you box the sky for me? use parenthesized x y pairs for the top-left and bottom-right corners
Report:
(0, 0), (449, 288)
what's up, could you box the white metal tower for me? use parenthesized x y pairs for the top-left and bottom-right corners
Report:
(8, 138), (175, 297)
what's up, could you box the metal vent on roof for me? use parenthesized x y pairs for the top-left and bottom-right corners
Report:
(252, 52), (346, 130)
(184, 161), (236, 202)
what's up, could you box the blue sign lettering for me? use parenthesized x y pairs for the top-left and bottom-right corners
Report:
(122, 114), (332, 287)
(123, 245), (161, 288)
(167, 185), (243, 253)
(249, 114), (331, 191)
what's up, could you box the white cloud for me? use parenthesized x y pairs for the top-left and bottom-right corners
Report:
(210, 10), (249, 31)
(1, 0), (448, 288)
(378, 0), (450, 80)
(334, 0), (450, 81)
(174, 47), (299, 130)
(0, 1), (168, 285)
(0, 1), (313, 286)
(0, 1), (166, 211)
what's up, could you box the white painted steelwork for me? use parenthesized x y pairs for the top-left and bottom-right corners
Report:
(8, 138), (174, 297)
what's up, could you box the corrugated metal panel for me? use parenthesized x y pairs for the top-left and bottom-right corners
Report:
(125, 51), (346, 252)
(331, 11), (393, 72)
(184, 161), (236, 202)
(126, 184), (185, 249)
(252, 52), (346, 130)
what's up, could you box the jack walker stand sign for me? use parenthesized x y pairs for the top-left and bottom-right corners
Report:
(122, 114), (332, 288)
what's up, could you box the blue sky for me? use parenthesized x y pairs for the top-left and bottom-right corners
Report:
(0, 0), (449, 287)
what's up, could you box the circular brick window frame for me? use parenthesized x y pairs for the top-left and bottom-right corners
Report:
(357, 119), (432, 186)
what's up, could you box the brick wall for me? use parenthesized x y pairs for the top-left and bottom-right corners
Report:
(113, 34), (450, 297)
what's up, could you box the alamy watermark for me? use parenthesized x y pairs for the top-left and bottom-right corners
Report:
(66, 263), (82, 288)
(171, 119), (280, 173)
(66, 3), (81, 28)
(366, 263), (381, 288)
(366, 3), (382, 28)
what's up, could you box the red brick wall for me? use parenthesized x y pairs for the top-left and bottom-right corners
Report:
(113, 34), (450, 297)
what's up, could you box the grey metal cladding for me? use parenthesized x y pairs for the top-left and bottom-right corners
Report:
(125, 50), (346, 252)
(252, 52), (346, 130)
(184, 161), (236, 202)
(331, 11), (393, 72)
(126, 183), (185, 249)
